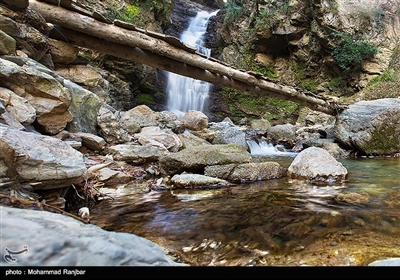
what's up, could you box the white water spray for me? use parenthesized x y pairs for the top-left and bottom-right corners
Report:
(247, 139), (298, 157)
(166, 10), (218, 117)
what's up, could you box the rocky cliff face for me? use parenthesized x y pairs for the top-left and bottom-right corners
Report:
(0, 0), (398, 124)
(207, 0), (400, 123)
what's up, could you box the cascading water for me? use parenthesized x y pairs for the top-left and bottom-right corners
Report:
(166, 10), (218, 117)
(247, 139), (297, 157)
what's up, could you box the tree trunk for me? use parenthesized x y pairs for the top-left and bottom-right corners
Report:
(29, 0), (346, 115)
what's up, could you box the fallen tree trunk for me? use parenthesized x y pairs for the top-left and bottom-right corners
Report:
(29, 0), (346, 115)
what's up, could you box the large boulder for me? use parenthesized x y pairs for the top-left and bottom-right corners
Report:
(0, 124), (86, 190)
(334, 98), (400, 155)
(0, 206), (184, 266)
(287, 147), (348, 184)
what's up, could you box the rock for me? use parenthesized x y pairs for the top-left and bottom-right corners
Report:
(121, 105), (159, 129)
(71, 132), (106, 151)
(134, 126), (183, 152)
(0, 29), (15, 55)
(334, 192), (370, 205)
(159, 144), (251, 175)
(250, 118), (271, 133)
(0, 87), (36, 125)
(0, 124), (86, 190)
(0, 56), (73, 135)
(63, 79), (103, 135)
(227, 162), (287, 183)
(204, 162), (287, 183)
(96, 104), (131, 144)
(48, 39), (78, 65)
(170, 173), (232, 188)
(97, 168), (130, 186)
(368, 258), (400, 266)
(287, 147), (348, 184)
(267, 123), (296, 147)
(334, 98), (400, 155)
(211, 125), (248, 150)
(179, 110), (209, 131)
(0, 206), (184, 266)
(105, 143), (166, 164)
(178, 130), (212, 148)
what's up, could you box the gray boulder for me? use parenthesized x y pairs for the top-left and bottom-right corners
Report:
(0, 206), (184, 266)
(334, 98), (400, 155)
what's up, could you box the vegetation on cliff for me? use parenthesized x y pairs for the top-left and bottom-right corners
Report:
(214, 0), (399, 123)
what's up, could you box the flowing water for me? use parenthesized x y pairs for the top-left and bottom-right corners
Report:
(166, 10), (218, 117)
(89, 147), (400, 266)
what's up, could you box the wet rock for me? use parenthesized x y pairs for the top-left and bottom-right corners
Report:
(170, 173), (232, 188)
(334, 192), (370, 205)
(205, 162), (287, 183)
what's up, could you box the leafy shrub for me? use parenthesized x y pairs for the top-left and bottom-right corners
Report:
(224, 0), (245, 24)
(330, 30), (378, 72)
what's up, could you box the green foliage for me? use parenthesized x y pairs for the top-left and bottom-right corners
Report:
(142, 0), (170, 17)
(298, 80), (318, 92)
(224, 0), (245, 24)
(254, 8), (276, 30)
(369, 70), (399, 85)
(104, 0), (140, 23)
(118, 5), (140, 23)
(330, 30), (378, 72)
(253, 64), (278, 79)
(221, 87), (300, 123)
(135, 93), (155, 105)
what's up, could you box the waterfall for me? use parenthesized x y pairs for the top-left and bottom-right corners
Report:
(166, 10), (218, 117)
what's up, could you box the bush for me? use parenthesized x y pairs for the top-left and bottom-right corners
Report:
(331, 30), (378, 72)
(224, 0), (245, 24)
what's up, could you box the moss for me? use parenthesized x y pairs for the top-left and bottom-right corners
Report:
(363, 125), (400, 155)
(221, 87), (300, 124)
(135, 93), (155, 106)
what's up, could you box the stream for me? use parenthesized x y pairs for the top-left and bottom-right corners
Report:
(89, 151), (400, 266)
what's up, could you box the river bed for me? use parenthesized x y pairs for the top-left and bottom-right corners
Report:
(89, 155), (400, 266)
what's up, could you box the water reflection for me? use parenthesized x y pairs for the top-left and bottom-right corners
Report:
(90, 157), (400, 266)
